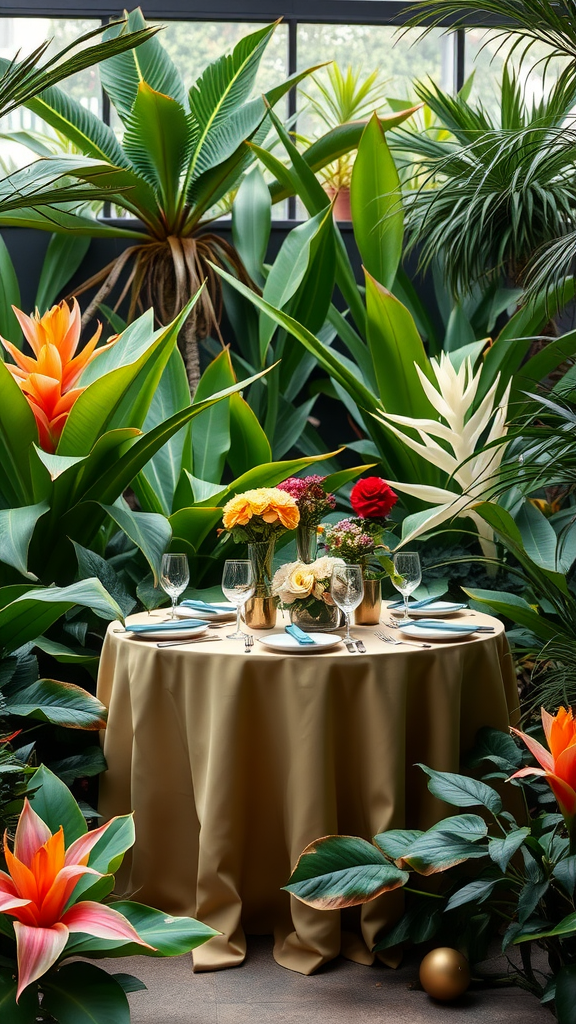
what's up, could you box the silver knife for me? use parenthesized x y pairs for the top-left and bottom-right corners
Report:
(355, 639), (367, 653)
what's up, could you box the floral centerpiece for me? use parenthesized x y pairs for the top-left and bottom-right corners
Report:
(321, 476), (398, 624)
(272, 555), (345, 631)
(222, 487), (300, 627)
(277, 476), (336, 563)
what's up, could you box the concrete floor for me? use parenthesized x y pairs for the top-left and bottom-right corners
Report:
(101, 937), (549, 1023)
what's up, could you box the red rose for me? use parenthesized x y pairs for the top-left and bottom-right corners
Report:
(350, 477), (398, 519)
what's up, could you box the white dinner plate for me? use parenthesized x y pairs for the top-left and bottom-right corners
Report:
(126, 623), (209, 641)
(398, 622), (477, 641)
(257, 632), (344, 653)
(175, 603), (236, 622)
(387, 601), (467, 618)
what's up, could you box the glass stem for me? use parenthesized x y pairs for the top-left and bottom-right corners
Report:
(344, 611), (351, 641)
(403, 592), (409, 621)
(171, 596), (177, 620)
(236, 604), (242, 636)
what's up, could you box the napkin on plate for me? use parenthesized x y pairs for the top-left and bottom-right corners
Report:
(127, 619), (210, 633)
(181, 600), (233, 612)
(388, 595), (448, 610)
(285, 624), (316, 645)
(410, 619), (494, 633)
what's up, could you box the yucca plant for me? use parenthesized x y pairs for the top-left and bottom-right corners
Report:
(10, 10), (331, 392)
(390, 67), (576, 297)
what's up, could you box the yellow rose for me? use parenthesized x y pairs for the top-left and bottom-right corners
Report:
(222, 494), (253, 529)
(287, 566), (315, 598)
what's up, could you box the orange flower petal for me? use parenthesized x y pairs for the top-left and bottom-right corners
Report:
(11, 307), (45, 357)
(39, 864), (101, 925)
(4, 838), (39, 904)
(30, 829), (65, 906)
(510, 726), (554, 773)
(63, 901), (156, 949)
(65, 815), (128, 869)
(0, 337), (36, 374)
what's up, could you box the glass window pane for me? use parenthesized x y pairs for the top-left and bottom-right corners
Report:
(465, 29), (570, 122)
(296, 25), (446, 142)
(0, 17), (102, 171)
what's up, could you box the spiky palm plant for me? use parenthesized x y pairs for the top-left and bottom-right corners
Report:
(0, 18), (155, 215)
(390, 67), (576, 296)
(9, 10), (331, 392)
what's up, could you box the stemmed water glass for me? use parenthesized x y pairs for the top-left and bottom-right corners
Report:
(391, 552), (422, 623)
(222, 560), (255, 640)
(160, 553), (190, 619)
(330, 564), (364, 644)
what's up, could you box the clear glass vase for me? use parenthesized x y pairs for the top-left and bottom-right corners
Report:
(290, 601), (340, 632)
(244, 538), (277, 629)
(296, 524), (318, 564)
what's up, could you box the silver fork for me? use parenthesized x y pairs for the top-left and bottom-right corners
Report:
(244, 634), (254, 653)
(375, 630), (432, 650)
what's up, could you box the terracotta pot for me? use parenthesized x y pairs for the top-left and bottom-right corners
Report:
(354, 578), (381, 625)
(324, 185), (351, 222)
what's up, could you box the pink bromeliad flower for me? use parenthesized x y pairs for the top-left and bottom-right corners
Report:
(0, 799), (154, 1000)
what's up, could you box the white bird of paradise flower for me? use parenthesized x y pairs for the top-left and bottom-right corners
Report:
(375, 353), (511, 558)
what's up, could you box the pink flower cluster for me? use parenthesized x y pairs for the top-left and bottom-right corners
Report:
(277, 476), (336, 528)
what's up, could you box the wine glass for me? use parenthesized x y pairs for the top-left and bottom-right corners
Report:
(330, 564), (364, 643)
(160, 553), (190, 619)
(222, 560), (255, 640)
(391, 552), (422, 623)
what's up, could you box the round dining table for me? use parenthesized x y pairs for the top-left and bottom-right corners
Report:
(97, 607), (519, 976)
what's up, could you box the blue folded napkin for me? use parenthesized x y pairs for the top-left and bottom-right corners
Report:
(388, 595), (448, 610)
(410, 619), (494, 633)
(127, 619), (210, 633)
(285, 624), (316, 645)
(182, 600), (232, 612)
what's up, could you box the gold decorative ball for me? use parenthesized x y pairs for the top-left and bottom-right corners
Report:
(419, 948), (470, 1001)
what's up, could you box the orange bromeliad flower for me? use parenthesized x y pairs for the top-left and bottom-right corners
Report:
(0, 298), (116, 452)
(510, 706), (576, 827)
(0, 799), (153, 1000)
(222, 487), (300, 532)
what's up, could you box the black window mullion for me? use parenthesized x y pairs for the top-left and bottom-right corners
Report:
(287, 18), (297, 221)
(455, 27), (465, 92)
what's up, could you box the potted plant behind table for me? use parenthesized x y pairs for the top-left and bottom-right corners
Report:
(221, 487), (300, 629)
(321, 477), (398, 624)
(276, 476), (337, 563)
(271, 555), (345, 632)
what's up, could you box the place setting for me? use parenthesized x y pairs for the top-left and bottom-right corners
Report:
(380, 552), (495, 645)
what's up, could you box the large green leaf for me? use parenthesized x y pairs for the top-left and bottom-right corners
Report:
(101, 8), (187, 121)
(402, 830), (489, 875)
(227, 393), (271, 478)
(350, 114), (403, 290)
(364, 272), (432, 418)
(489, 829), (530, 873)
(259, 208), (332, 361)
(515, 500), (558, 570)
(27, 764), (87, 844)
(123, 82), (190, 220)
(0, 232), (20, 341)
(87, 816), (135, 876)
(464, 587), (562, 642)
(35, 234), (91, 313)
(0, 360), (37, 506)
(63, 901), (218, 958)
(283, 835), (409, 910)
(0, 969), (38, 1024)
(0, 503), (48, 580)
(101, 503), (171, 586)
(232, 164), (271, 286)
(135, 349), (192, 516)
(514, 912), (576, 943)
(0, 579), (123, 654)
(26, 83), (129, 166)
(58, 300), (194, 456)
(42, 963), (130, 1024)
(4, 677), (107, 730)
(191, 349), (234, 484)
(418, 765), (503, 815)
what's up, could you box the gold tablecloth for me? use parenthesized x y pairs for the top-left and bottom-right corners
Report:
(97, 609), (519, 975)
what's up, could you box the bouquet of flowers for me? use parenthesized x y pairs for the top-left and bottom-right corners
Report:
(222, 487), (300, 541)
(222, 488), (300, 600)
(321, 476), (398, 580)
(272, 556), (345, 627)
(276, 476), (336, 527)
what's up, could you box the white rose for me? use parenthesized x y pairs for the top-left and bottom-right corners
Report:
(311, 555), (345, 582)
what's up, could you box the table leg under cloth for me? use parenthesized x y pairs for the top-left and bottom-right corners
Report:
(97, 620), (518, 975)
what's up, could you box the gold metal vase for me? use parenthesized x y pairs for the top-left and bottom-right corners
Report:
(354, 578), (381, 625)
(243, 595), (277, 630)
